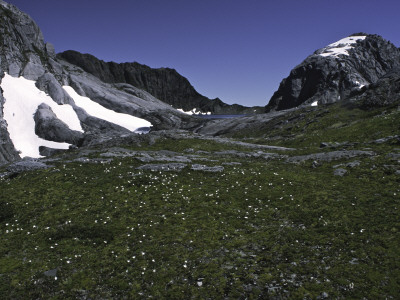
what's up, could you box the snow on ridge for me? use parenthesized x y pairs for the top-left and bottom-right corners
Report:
(177, 108), (211, 115)
(2, 74), (83, 158)
(319, 35), (366, 58)
(63, 86), (152, 132)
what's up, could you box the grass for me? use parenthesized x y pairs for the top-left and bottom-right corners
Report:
(231, 102), (400, 150)
(0, 102), (399, 299)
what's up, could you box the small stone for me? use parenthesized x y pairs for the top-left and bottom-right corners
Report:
(44, 268), (58, 278)
(320, 142), (330, 148)
(191, 164), (224, 172)
(346, 160), (360, 168)
(334, 168), (347, 176)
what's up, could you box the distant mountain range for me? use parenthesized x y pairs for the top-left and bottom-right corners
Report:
(1, 0), (400, 164)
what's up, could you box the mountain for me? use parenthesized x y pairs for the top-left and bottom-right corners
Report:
(265, 33), (400, 111)
(58, 50), (263, 115)
(0, 0), (201, 164)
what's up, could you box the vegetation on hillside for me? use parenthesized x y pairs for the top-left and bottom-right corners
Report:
(0, 102), (399, 299)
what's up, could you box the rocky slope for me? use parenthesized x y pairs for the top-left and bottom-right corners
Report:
(58, 50), (263, 115)
(0, 0), (202, 164)
(265, 33), (400, 111)
(197, 66), (400, 137)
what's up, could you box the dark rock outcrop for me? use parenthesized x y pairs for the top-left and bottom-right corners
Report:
(58, 50), (263, 115)
(265, 34), (400, 111)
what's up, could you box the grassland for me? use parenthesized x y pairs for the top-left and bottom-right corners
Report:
(0, 102), (399, 299)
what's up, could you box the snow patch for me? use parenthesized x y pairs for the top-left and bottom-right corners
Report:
(311, 101), (318, 107)
(177, 108), (211, 115)
(319, 35), (366, 58)
(354, 80), (365, 89)
(63, 86), (152, 132)
(2, 74), (82, 158)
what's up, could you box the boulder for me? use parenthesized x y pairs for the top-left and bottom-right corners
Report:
(34, 103), (83, 144)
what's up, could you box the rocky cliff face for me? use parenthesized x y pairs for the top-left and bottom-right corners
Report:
(265, 33), (400, 111)
(0, 0), (202, 164)
(0, 0), (58, 80)
(58, 50), (263, 115)
(346, 67), (400, 109)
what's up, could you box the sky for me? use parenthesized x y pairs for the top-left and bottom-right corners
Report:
(6, 0), (400, 107)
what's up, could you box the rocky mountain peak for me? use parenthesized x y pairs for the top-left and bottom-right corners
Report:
(265, 33), (400, 111)
(0, 0), (48, 79)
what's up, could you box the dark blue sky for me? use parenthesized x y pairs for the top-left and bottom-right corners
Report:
(7, 0), (400, 107)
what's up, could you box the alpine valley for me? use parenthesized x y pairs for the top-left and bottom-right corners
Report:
(0, 1), (399, 299)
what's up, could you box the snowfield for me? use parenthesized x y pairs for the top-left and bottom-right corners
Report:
(319, 35), (366, 57)
(1, 74), (152, 158)
(2, 74), (82, 158)
(63, 86), (152, 132)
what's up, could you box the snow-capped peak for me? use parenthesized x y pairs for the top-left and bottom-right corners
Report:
(319, 35), (367, 58)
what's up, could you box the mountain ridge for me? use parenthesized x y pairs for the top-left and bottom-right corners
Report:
(57, 50), (263, 115)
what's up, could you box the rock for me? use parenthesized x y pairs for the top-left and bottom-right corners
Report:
(386, 153), (400, 160)
(137, 163), (187, 172)
(346, 160), (361, 168)
(371, 135), (400, 145)
(317, 292), (329, 299)
(320, 142), (330, 148)
(34, 103), (83, 144)
(64, 70), (198, 131)
(334, 168), (347, 176)
(39, 146), (68, 157)
(43, 268), (58, 278)
(347, 69), (400, 108)
(0, 1), (49, 79)
(0, 89), (20, 165)
(45, 43), (56, 58)
(287, 150), (375, 163)
(222, 162), (242, 166)
(191, 164), (224, 172)
(21, 61), (45, 80)
(6, 159), (53, 174)
(35, 73), (75, 105)
(194, 109), (294, 136)
(312, 160), (319, 168)
(265, 34), (400, 111)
